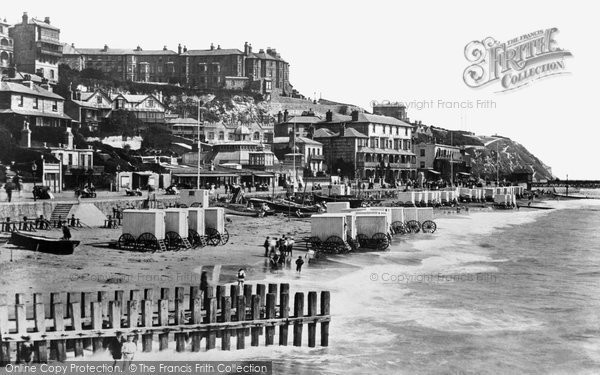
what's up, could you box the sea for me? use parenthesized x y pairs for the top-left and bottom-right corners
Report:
(122, 199), (600, 374)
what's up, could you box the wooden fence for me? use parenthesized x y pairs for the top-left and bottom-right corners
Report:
(0, 283), (330, 364)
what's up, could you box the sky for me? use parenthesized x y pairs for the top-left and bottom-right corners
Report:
(6, 0), (599, 179)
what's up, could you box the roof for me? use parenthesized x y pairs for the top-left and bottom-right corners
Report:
(74, 47), (177, 56)
(295, 137), (322, 145)
(312, 128), (335, 138)
(357, 146), (415, 156)
(0, 82), (64, 100)
(184, 48), (243, 56)
(283, 115), (321, 124)
(0, 108), (72, 120)
(4, 71), (44, 83)
(61, 43), (78, 55)
(30, 18), (60, 31)
(312, 127), (368, 139)
(341, 127), (368, 138)
(167, 117), (199, 125)
(234, 125), (250, 135)
(320, 113), (353, 123)
(110, 93), (160, 104)
(355, 112), (412, 127)
(69, 99), (112, 110)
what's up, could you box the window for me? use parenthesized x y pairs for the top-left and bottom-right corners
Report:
(68, 154), (73, 166)
(420, 161), (425, 168)
(147, 99), (154, 108)
(420, 149), (425, 157)
(18, 95), (23, 107)
(52, 101), (58, 112)
(218, 131), (224, 140)
(396, 127), (399, 135)
(96, 96), (102, 104)
(253, 132), (260, 140)
(405, 128), (408, 136)
(208, 132), (214, 140)
(33, 98), (38, 109)
(50, 70), (55, 79)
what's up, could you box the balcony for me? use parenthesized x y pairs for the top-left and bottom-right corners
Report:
(36, 41), (63, 57)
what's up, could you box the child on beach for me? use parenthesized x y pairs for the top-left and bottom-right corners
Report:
(121, 334), (137, 368)
(20, 336), (33, 364)
(263, 236), (270, 257)
(237, 268), (246, 287)
(295, 256), (304, 273)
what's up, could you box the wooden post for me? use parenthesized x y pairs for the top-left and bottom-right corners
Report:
(15, 298), (25, 364)
(293, 292), (304, 347)
(34, 302), (48, 362)
(256, 284), (266, 311)
(141, 300), (153, 352)
(109, 301), (121, 330)
(0, 298), (10, 364)
(203, 286), (214, 309)
(221, 297), (232, 351)
(91, 302), (103, 353)
(66, 292), (80, 318)
(268, 283), (278, 305)
(216, 285), (226, 309)
(189, 286), (199, 312)
(160, 287), (170, 301)
(307, 291), (317, 347)
(175, 299), (186, 352)
(250, 295), (260, 346)
(144, 288), (154, 302)
(81, 292), (92, 318)
(279, 293), (289, 346)
(236, 295), (245, 349)
(127, 300), (139, 329)
(114, 290), (124, 314)
(280, 283), (290, 299)
(320, 291), (330, 347)
(206, 298), (217, 350)
(230, 285), (239, 312)
(52, 303), (66, 362)
(158, 299), (169, 351)
(98, 291), (108, 318)
(243, 284), (253, 306)
(69, 302), (84, 357)
(191, 297), (202, 352)
(265, 293), (276, 346)
(175, 287), (185, 308)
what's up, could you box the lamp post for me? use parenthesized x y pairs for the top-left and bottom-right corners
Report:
(31, 161), (37, 201)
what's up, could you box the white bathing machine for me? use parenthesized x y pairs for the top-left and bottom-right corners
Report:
(459, 188), (472, 201)
(327, 202), (350, 213)
(203, 207), (229, 245)
(179, 189), (210, 208)
(485, 188), (495, 201)
(309, 213), (352, 253)
(164, 208), (189, 235)
(187, 208), (206, 247)
(397, 191), (415, 206)
(354, 213), (391, 250)
(119, 209), (166, 251)
(415, 207), (437, 233)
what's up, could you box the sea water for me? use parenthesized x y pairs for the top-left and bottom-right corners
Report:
(102, 199), (600, 374)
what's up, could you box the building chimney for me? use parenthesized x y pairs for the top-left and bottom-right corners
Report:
(103, 44), (109, 52)
(340, 123), (346, 137)
(44, 17), (50, 24)
(163, 45), (167, 51)
(217, 44), (221, 50)
(64, 127), (74, 149)
(136, 46), (142, 51)
(244, 42), (249, 55)
(20, 120), (31, 148)
(326, 110), (332, 122)
(71, 43), (75, 48)
(351, 110), (359, 122)
(67, 84), (73, 100)
(22, 12), (28, 24)
(277, 111), (282, 124)
(283, 109), (288, 122)
(210, 43), (214, 50)
(178, 43), (182, 54)
(248, 44), (252, 54)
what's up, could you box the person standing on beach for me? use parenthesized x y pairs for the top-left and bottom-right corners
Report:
(264, 236), (270, 257)
(287, 237), (295, 256)
(62, 224), (72, 240)
(121, 334), (137, 368)
(269, 237), (277, 257)
(20, 336), (34, 364)
(108, 332), (125, 369)
(237, 268), (246, 287)
(4, 182), (13, 203)
(200, 271), (209, 294)
(295, 256), (304, 273)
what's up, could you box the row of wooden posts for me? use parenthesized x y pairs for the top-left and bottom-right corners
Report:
(0, 283), (331, 364)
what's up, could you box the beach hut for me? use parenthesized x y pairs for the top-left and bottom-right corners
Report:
(345, 212), (357, 239)
(164, 208), (190, 250)
(354, 213), (390, 250)
(203, 207), (228, 246)
(459, 188), (472, 202)
(309, 213), (351, 253)
(119, 209), (166, 251)
(484, 188), (495, 201)
(327, 202), (350, 213)
(187, 208), (206, 247)
(179, 189), (210, 208)
(329, 184), (347, 196)
(397, 191), (416, 206)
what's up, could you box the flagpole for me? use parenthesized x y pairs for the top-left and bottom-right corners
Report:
(197, 101), (201, 189)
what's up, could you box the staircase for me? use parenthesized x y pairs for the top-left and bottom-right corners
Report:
(50, 203), (74, 221)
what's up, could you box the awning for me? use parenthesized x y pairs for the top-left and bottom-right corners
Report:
(253, 173), (274, 178)
(426, 170), (441, 174)
(0, 108), (73, 120)
(458, 172), (471, 176)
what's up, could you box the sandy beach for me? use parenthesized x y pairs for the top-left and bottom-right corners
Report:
(0, 214), (313, 297)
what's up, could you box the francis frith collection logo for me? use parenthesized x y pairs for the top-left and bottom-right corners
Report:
(463, 28), (572, 92)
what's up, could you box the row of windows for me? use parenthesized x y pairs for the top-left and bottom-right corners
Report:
(372, 124), (410, 136)
(18, 95), (57, 111)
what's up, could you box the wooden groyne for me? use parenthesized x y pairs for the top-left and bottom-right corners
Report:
(0, 283), (331, 363)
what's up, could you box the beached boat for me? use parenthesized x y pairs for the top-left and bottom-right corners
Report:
(313, 194), (368, 208)
(248, 198), (323, 215)
(9, 232), (80, 255)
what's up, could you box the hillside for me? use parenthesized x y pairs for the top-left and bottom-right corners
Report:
(426, 128), (553, 181)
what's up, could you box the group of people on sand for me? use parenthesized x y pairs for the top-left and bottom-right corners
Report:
(107, 332), (138, 369)
(263, 235), (304, 273)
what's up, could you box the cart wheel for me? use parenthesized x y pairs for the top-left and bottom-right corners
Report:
(307, 236), (322, 251)
(347, 235), (359, 251)
(421, 220), (437, 233)
(118, 233), (136, 250)
(136, 233), (158, 252)
(406, 220), (421, 233)
(325, 235), (346, 254)
(188, 229), (201, 248)
(220, 228), (229, 245)
(205, 227), (221, 246)
(372, 232), (390, 250)
(165, 231), (183, 251)
(391, 221), (406, 235)
(190, 202), (201, 208)
(356, 234), (369, 248)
